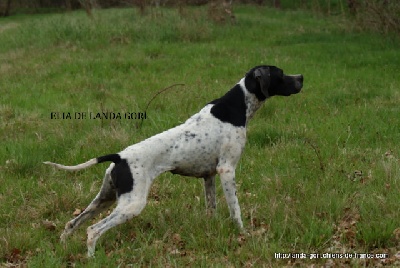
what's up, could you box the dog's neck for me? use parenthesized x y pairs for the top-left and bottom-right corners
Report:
(239, 78), (265, 122)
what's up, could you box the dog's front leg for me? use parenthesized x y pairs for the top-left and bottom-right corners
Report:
(218, 167), (243, 229)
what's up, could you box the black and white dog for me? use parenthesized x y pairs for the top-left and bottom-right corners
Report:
(44, 65), (303, 257)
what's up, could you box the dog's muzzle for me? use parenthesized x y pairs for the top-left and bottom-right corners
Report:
(290, 74), (303, 92)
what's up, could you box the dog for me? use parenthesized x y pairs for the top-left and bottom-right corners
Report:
(44, 65), (303, 257)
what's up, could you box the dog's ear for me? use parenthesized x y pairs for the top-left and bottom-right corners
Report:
(254, 67), (270, 98)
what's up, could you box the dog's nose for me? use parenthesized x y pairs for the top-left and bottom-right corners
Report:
(295, 74), (303, 91)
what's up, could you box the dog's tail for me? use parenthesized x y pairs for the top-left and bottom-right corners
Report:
(43, 154), (121, 171)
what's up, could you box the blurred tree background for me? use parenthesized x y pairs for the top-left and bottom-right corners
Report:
(1, 0), (399, 35)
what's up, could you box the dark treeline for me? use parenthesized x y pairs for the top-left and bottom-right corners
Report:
(0, 0), (399, 36)
(0, 0), (385, 15)
(0, 0), (128, 15)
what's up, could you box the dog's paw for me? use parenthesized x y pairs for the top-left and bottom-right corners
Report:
(87, 250), (95, 258)
(60, 232), (68, 243)
(239, 228), (251, 237)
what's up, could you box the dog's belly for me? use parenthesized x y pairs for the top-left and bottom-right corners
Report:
(170, 165), (217, 178)
(168, 134), (221, 178)
(170, 156), (218, 178)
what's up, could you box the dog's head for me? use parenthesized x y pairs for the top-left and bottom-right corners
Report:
(244, 65), (303, 100)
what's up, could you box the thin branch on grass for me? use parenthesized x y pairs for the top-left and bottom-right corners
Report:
(136, 83), (185, 129)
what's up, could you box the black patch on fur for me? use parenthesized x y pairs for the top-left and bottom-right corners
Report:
(97, 154), (121, 164)
(110, 159), (134, 196)
(209, 85), (246, 127)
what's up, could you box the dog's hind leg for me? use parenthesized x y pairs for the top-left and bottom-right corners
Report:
(86, 175), (151, 257)
(61, 164), (117, 242)
(204, 175), (216, 214)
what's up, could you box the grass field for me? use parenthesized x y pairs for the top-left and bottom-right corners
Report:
(1, 5), (399, 267)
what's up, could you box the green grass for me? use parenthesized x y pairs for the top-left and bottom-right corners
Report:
(1, 5), (399, 267)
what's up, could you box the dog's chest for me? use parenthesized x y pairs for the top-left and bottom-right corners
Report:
(168, 107), (246, 177)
